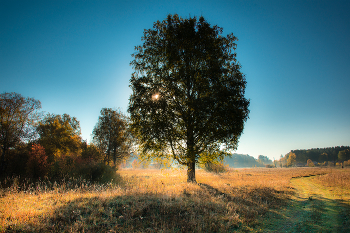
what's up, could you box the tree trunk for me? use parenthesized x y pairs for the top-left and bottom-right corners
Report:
(186, 104), (196, 183)
(0, 151), (4, 175)
(112, 147), (117, 167)
(0, 145), (7, 175)
(187, 161), (196, 183)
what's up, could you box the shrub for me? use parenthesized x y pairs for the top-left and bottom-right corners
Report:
(26, 144), (49, 179)
(48, 154), (119, 184)
(74, 160), (119, 183)
(327, 161), (335, 167)
(4, 144), (29, 177)
(48, 153), (76, 180)
(307, 159), (315, 167)
(132, 159), (141, 169)
(81, 144), (103, 162)
(344, 159), (350, 167)
(204, 161), (227, 173)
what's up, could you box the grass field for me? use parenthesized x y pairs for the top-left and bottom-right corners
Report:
(1, 167), (349, 232)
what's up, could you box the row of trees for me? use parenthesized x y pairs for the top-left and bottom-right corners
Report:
(0, 92), (132, 181)
(3, 14), (251, 183)
(291, 146), (350, 164)
(224, 154), (273, 168)
(280, 147), (350, 167)
(226, 149), (350, 169)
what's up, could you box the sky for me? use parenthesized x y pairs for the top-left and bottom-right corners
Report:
(1, 0), (350, 160)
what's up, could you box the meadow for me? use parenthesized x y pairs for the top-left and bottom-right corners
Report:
(1, 167), (349, 232)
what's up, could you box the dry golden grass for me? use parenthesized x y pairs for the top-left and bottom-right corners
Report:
(0, 167), (339, 232)
(313, 168), (350, 200)
(314, 168), (350, 189)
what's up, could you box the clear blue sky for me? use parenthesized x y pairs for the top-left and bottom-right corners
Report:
(1, 0), (350, 160)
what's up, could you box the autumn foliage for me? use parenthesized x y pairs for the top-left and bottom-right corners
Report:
(307, 159), (315, 167)
(26, 144), (49, 179)
(0, 92), (129, 183)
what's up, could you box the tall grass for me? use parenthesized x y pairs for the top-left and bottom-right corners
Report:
(314, 168), (350, 189)
(0, 176), (119, 195)
(313, 168), (350, 200)
(0, 167), (336, 232)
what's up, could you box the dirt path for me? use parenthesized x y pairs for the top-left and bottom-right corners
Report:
(255, 176), (350, 233)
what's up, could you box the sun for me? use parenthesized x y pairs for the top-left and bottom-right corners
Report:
(152, 93), (160, 100)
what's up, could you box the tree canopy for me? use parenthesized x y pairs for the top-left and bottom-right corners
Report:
(287, 152), (297, 167)
(37, 113), (82, 160)
(128, 14), (250, 182)
(257, 155), (273, 165)
(338, 149), (350, 162)
(0, 92), (41, 174)
(92, 108), (131, 166)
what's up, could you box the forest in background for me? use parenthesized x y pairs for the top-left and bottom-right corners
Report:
(126, 146), (350, 169)
(280, 146), (350, 167)
(224, 146), (350, 168)
(292, 147), (350, 163)
(224, 154), (273, 168)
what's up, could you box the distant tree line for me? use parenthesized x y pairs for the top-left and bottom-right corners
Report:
(224, 147), (350, 169)
(279, 146), (350, 167)
(224, 154), (273, 168)
(0, 92), (132, 183)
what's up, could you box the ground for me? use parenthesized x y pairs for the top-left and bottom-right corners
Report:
(256, 174), (350, 233)
(1, 168), (349, 232)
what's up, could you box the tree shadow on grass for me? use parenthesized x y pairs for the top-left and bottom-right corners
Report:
(4, 183), (291, 233)
(256, 195), (350, 233)
(6, 195), (237, 232)
(197, 183), (291, 224)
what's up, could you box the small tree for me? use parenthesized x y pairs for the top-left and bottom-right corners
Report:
(129, 14), (249, 182)
(81, 143), (102, 162)
(26, 144), (49, 179)
(344, 159), (350, 167)
(92, 108), (132, 167)
(279, 154), (285, 167)
(257, 155), (272, 165)
(37, 113), (82, 161)
(287, 152), (296, 167)
(307, 159), (315, 167)
(204, 161), (227, 173)
(131, 159), (141, 169)
(273, 158), (277, 167)
(338, 149), (350, 162)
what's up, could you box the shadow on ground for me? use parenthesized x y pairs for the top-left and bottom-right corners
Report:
(256, 194), (350, 232)
(4, 183), (290, 232)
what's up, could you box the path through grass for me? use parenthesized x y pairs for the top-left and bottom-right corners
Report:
(256, 175), (350, 233)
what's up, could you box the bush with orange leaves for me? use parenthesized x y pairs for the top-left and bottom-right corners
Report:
(26, 144), (49, 179)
